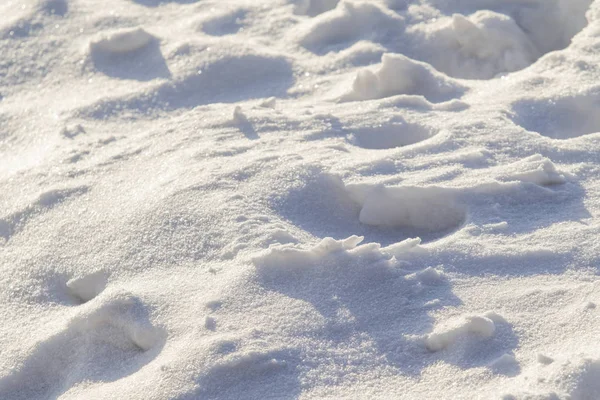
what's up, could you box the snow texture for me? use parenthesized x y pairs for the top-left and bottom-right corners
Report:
(2, 0), (600, 399)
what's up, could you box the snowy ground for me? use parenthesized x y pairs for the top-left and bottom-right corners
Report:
(2, 0), (600, 399)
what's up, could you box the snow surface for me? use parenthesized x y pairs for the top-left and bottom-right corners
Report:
(2, 0), (600, 399)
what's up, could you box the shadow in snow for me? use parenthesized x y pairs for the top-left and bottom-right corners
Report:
(175, 348), (302, 400)
(254, 239), (519, 377)
(91, 38), (171, 82)
(81, 54), (294, 119)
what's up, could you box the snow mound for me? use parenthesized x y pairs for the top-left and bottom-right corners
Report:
(427, 11), (539, 79)
(90, 27), (154, 55)
(254, 235), (366, 276)
(498, 155), (567, 186)
(0, 186), (88, 242)
(298, 1), (404, 53)
(413, 0), (593, 79)
(0, 291), (164, 400)
(3, 0), (600, 398)
(425, 312), (499, 352)
(294, 0), (339, 17)
(346, 183), (466, 232)
(199, 8), (247, 36)
(340, 53), (465, 103)
(507, 356), (600, 400)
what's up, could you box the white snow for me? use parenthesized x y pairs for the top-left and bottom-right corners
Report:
(425, 313), (497, 352)
(3, 0), (600, 398)
(90, 27), (154, 55)
(341, 53), (465, 103)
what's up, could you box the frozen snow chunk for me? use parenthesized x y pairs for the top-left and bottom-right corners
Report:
(412, 9), (547, 79)
(254, 235), (366, 273)
(346, 184), (466, 232)
(401, 0), (593, 80)
(406, 266), (445, 285)
(252, 234), (414, 282)
(453, 11), (539, 75)
(413, 267), (444, 285)
(383, 237), (426, 258)
(90, 27), (154, 55)
(76, 292), (164, 351)
(66, 270), (109, 303)
(298, 2), (404, 51)
(499, 155), (566, 186)
(340, 53), (465, 103)
(425, 313), (498, 352)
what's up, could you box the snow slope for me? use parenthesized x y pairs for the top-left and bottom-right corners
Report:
(2, 0), (600, 399)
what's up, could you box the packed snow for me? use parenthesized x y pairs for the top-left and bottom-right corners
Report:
(2, 0), (600, 399)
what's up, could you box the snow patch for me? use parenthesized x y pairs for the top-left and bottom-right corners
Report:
(511, 91), (600, 139)
(90, 27), (154, 55)
(298, 2), (404, 52)
(412, 0), (592, 79)
(499, 155), (566, 186)
(80, 52), (293, 117)
(254, 235), (366, 276)
(340, 53), (465, 103)
(411, 267), (445, 285)
(433, 11), (539, 79)
(425, 312), (499, 352)
(346, 183), (466, 232)
(0, 292), (164, 399)
(0, 186), (88, 242)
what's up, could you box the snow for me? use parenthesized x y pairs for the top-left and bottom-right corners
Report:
(90, 27), (154, 55)
(424, 313), (498, 352)
(341, 53), (465, 102)
(2, 0), (600, 399)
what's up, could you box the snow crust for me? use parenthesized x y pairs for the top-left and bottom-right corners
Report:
(2, 0), (600, 399)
